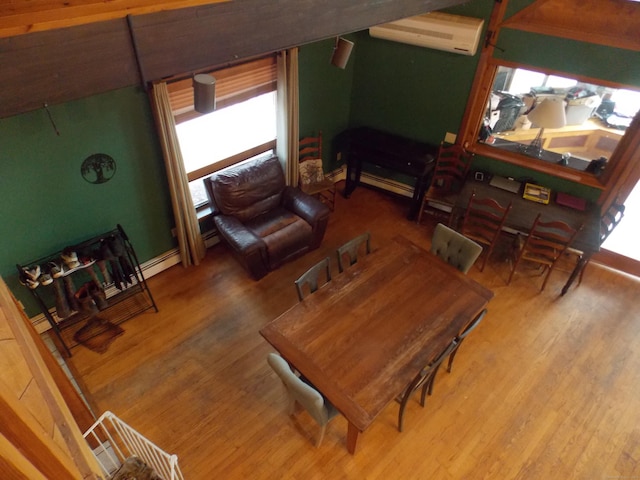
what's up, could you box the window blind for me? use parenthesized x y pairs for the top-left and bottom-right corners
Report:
(167, 55), (277, 124)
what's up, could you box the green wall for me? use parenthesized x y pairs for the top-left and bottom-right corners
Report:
(298, 37), (355, 171)
(1, 86), (175, 314)
(344, 0), (637, 201)
(3, 0), (636, 313)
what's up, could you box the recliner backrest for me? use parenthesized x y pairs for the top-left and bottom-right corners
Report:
(206, 155), (285, 222)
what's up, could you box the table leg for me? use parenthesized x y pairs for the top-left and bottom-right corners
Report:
(561, 252), (592, 296)
(346, 422), (360, 454)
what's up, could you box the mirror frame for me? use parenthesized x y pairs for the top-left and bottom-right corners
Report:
(461, 58), (638, 189)
(458, 0), (640, 193)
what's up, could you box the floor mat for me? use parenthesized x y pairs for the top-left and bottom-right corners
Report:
(73, 317), (124, 353)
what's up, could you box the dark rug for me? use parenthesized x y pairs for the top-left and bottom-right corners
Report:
(73, 316), (124, 353)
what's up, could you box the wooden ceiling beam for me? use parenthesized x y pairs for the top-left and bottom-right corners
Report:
(0, 0), (229, 39)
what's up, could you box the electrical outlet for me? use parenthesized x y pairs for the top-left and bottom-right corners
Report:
(444, 132), (457, 144)
(336, 152), (342, 161)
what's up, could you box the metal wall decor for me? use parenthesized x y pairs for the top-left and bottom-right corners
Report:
(81, 153), (117, 184)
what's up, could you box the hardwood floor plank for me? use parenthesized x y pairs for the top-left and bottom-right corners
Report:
(61, 184), (640, 478)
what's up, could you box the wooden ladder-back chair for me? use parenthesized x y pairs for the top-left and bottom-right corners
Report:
(508, 214), (581, 291)
(298, 131), (336, 211)
(417, 143), (473, 225)
(460, 191), (512, 272)
(572, 201), (625, 286)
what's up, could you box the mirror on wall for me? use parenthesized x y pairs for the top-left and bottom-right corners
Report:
(477, 66), (640, 175)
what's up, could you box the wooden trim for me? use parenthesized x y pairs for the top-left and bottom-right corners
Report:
(0, 434), (49, 480)
(591, 249), (640, 278)
(0, 0), (231, 39)
(502, 0), (640, 52)
(186, 140), (277, 181)
(0, 391), (82, 479)
(467, 143), (605, 189)
(0, 277), (103, 479)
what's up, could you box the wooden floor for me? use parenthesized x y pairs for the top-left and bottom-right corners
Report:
(66, 184), (640, 479)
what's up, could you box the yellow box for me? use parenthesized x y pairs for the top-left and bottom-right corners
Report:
(523, 183), (551, 204)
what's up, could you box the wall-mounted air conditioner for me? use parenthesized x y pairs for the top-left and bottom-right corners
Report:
(369, 12), (485, 56)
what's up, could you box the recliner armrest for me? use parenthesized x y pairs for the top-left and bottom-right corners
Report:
(282, 186), (331, 225)
(214, 215), (269, 280)
(214, 215), (265, 255)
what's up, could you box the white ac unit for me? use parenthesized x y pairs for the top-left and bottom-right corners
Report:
(369, 12), (485, 56)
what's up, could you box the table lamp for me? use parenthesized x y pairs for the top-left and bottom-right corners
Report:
(524, 97), (566, 157)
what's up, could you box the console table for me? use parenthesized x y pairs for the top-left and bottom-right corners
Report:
(335, 127), (438, 219)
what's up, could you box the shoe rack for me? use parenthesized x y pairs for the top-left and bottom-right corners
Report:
(16, 224), (158, 356)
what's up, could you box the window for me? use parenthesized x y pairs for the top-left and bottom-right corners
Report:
(482, 65), (639, 174)
(167, 56), (278, 208)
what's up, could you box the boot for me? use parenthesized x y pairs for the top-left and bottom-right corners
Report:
(52, 278), (72, 319)
(88, 283), (108, 310)
(74, 283), (98, 316)
(63, 276), (80, 312)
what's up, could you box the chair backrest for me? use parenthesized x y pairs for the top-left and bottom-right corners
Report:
(426, 144), (473, 198)
(337, 232), (371, 272)
(295, 257), (332, 301)
(461, 191), (512, 247)
(600, 201), (625, 244)
(266, 353), (330, 427)
(457, 308), (488, 342)
(430, 223), (483, 274)
(298, 132), (325, 186)
(520, 214), (580, 266)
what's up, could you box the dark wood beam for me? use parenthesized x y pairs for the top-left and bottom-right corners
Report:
(0, 0), (467, 118)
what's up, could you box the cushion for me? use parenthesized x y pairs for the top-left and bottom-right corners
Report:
(299, 158), (325, 185)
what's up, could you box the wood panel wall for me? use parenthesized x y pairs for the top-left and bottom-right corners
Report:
(0, 277), (103, 479)
(0, 0), (466, 118)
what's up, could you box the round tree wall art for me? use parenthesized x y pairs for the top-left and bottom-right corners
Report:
(81, 153), (117, 184)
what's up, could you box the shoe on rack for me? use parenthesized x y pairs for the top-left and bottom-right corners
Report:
(88, 283), (109, 310)
(38, 271), (53, 286)
(47, 261), (65, 278)
(75, 284), (98, 316)
(22, 265), (41, 281)
(19, 271), (39, 289)
(61, 249), (81, 269)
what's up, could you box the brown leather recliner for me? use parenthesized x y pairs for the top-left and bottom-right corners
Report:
(205, 155), (331, 280)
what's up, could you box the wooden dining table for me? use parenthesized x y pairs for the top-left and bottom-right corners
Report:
(259, 235), (494, 454)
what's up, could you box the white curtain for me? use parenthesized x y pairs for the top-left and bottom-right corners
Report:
(151, 82), (206, 267)
(276, 48), (300, 186)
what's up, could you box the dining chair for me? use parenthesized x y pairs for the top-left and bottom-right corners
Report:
(430, 223), (483, 275)
(417, 143), (473, 225)
(508, 214), (580, 291)
(460, 191), (512, 272)
(570, 201), (625, 286)
(267, 353), (338, 447)
(294, 257), (332, 301)
(397, 338), (458, 432)
(337, 232), (371, 273)
(445, 308), (488, 375)
(298, 131), (336, 211)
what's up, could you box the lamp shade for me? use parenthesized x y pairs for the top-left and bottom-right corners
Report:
(193, 74), (216, 113)
(330, 37), (354, 69)
(527, 97), (566, 129)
